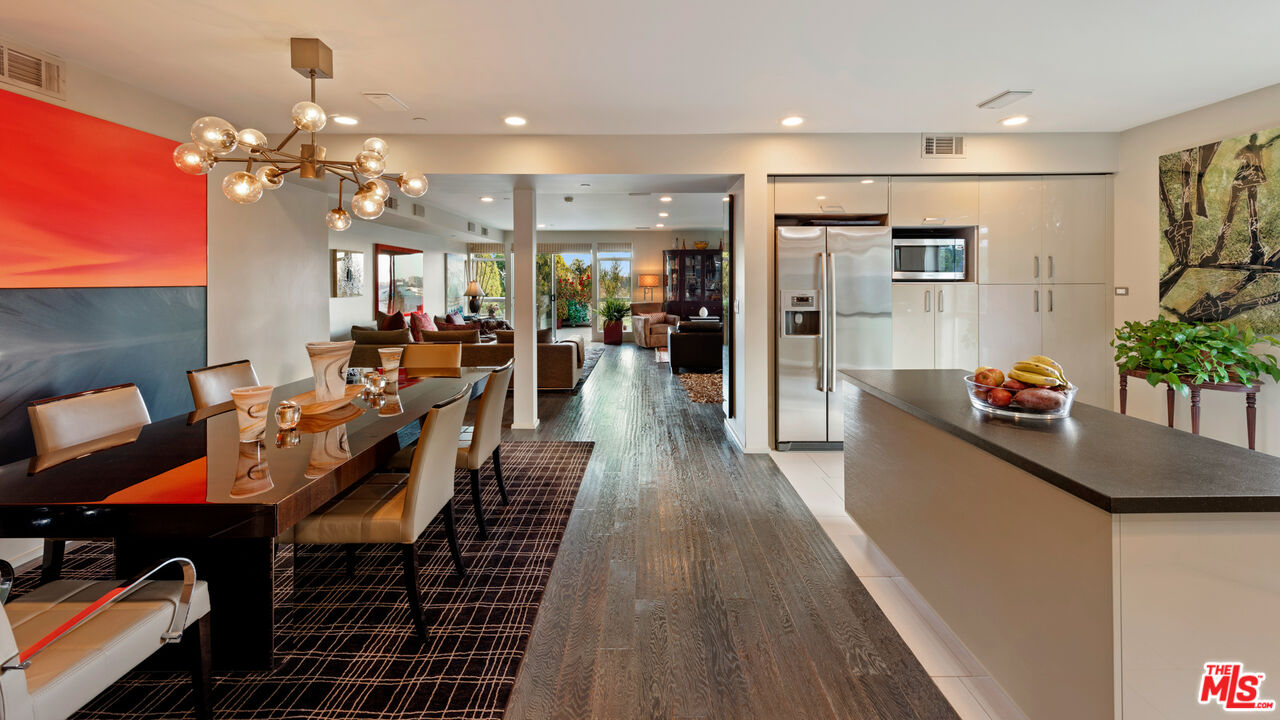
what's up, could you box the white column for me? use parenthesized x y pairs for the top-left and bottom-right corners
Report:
(511, 187), (539, 429)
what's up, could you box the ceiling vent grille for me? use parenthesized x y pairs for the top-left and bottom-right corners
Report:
(467, 221), (476, 232)
(921, 134), (965, 159)
(385, 196), (399, 211)
(481, 227), (489, 237)
(0, 41), (65, 99)
(412, 203), (425, 218)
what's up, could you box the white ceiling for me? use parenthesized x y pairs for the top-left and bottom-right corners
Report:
(7, 0), (1280, 134)
(418, 174), (734, 231)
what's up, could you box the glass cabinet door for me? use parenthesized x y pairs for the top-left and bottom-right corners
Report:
(665, 253), (679, 303)
(707, 255), (723, 301)
(683, 255), (703, 301)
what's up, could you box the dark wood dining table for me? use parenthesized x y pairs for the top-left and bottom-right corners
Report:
(0, 367), (492, 671)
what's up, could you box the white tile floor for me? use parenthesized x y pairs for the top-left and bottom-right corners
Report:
(769, 450), (1028, 720)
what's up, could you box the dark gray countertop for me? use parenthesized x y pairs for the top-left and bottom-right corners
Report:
(839, 368), (1280, 513)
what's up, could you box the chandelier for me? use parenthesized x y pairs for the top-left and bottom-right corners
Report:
(171, 38), (427, 231)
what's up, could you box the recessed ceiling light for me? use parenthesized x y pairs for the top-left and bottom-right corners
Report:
(658, 212), (669, 217)
(659, 196), (673, 203)
(656, 223), (665, 228)
(504, 115), (527, 127)
(331, 114), (358, 126)
(537, 223), (546, 229)
(1001, 115), (1029, 127)
(861, 179), (875, 184)
(479, 196), (495, 202)
(722, 196), (730, 202)
(816, 195), (827, 200)
(780, 115), (805, 127)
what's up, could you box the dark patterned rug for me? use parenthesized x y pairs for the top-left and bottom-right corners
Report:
(9, 441), (594, 720)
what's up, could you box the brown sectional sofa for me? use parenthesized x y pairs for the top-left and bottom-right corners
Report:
(349, 326), (584, 390)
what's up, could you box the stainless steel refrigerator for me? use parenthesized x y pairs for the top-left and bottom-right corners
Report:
(776, 225), (892, 447)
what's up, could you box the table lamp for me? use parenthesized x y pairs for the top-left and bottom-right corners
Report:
(638, 274), (662, 301)
(465, 280), (483, 313)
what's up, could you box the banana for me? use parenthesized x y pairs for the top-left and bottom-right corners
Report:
(1028, 355), (1070, 386)
(1008, 368), (1061, 387)
(1013, 361), (1064, 379)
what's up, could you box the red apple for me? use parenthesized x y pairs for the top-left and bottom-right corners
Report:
(1002, 378), (1030, 391)
(974, 367), (1005, 389)
(987, 388), (1013, 407)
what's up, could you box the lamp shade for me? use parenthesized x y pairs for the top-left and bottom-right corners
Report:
(638, 274), (662, 288)
(465, 281), (483, 297)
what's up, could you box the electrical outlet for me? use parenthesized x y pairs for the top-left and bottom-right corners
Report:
(1115, 287), (1129, 296)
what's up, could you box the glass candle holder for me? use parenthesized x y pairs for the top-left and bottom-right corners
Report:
(275, 428), (300, 448)
(275, 400), (301, 430)
(363, 371), (387, 396)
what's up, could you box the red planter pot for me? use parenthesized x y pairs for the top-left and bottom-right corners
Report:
(603, 320), (623, 345)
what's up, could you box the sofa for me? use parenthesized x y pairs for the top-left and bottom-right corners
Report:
(668, 321), (723, 374)
(630, 302), (679, 348)
(349, 326), (585, 390)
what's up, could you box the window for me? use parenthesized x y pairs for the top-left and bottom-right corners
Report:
(376, 244), (425, 316)
(597, 248), (632, 332)
(472, 251), (507, 319)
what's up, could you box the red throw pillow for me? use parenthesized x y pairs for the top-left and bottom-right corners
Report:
(447, 312), (466, 325)
(379, 312), (407, 331)
(408, 312), (437, 341)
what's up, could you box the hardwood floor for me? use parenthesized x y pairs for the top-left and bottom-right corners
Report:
(502, 344), (958, 719)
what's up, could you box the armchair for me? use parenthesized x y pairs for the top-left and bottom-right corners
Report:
(630, 302), (678, 349)
(0, 557), (212, 720)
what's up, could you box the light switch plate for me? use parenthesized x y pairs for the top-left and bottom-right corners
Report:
(1115, 287), (1129, 296)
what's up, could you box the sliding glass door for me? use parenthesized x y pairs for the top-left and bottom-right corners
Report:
(536, 253), (557, 335)
(596, 246), (633, 338)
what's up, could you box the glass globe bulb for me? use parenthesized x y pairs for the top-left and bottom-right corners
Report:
(353, 150), (386, 179)
(190, 116), (238, 156)
(398, 171), (428, 197)
(291, 101), (327, 132)
(325, 207), (352, 231)
(362, 137), (389, 158)
(351, 191), (385, 220)
(256, 166), (284, 189)
(222, 171), (264, 204)
(237, 128), (269, 150)
(173, 142), (214, 175)
(364, 178), (390, 203)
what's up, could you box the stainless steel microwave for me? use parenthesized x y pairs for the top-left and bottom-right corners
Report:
(892, 237), (966, 280)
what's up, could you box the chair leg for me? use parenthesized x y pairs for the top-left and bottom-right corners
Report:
(344, 545), (357, 578)
(40, 540), (65, 583)
(183, 614), (213, 720)
(292, 543), (299, 570)
(442, 502), (466, 578)
(469, 469), (489, 541)
(399, 544), (428, 643)
(492, 448), (510, 505)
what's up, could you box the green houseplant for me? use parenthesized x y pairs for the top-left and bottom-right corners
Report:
(1112, 316), (1280, 394)
(597, 297), (631, 345)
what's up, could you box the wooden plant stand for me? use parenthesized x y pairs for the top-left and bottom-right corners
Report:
(1118, 369), (1261, 450)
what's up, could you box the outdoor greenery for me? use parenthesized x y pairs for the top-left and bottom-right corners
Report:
(599, 259), (629, 301)
(557, 258), (592, 326)
(1112, 316), (1280, 394)
(597, 296), (631, 324)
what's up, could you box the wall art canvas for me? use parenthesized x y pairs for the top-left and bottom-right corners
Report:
(1159, 127), (1280, 332)
(331, 249), (363, 297)
(445, 253), (467, 315)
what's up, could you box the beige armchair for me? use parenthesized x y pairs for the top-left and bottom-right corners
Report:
(630, 302), (679, 348)
(0, 557), (212, 720)
(456, 361), (515, 541)
(279, 386), (471, 642)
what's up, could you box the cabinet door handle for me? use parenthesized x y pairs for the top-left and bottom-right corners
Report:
(924, 289), (931, 313)
(923, 217), (947, 225)
(1034, 289), (1040, 313)
(1048, 289), (1054, 312)
(938, 289), (944, 313)
(1034, 255), (1040, 279)
(1049, 255), (1055, 279)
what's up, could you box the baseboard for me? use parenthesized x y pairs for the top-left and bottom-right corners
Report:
(512, 419), (541, 430)
(723, 418), (744, 450)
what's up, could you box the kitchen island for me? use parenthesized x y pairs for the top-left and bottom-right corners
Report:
(840, 369), (1280, 720)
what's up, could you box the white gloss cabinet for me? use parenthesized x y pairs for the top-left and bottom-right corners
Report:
(977, 175), (1109, 285)
(890, 177), (980, 227)
(774, 176), (889, 215)
(893, 283), (978, 370)
(978, 284), (1043, 369)
(978, 176), (1043, 285)
(1043, 175), (1108, 284)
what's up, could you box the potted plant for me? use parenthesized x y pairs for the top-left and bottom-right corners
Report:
(597, 297), (631, 345)
(1112, 316), (1280, 394)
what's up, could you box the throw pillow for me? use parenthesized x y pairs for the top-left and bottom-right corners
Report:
(379, 312), (407, 331)
(447, 312), (466, 325)
(408, 312), (437, 342)
(644, 311), (668, 327)
(433, 315), (450, 328)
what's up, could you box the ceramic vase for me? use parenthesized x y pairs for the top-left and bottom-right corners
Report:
(306, 340), (355, 403)
(231, 441), (274, 498)
(230, 385), (274, 442)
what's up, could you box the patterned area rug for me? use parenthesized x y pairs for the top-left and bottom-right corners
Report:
(568, 346), (605, 393)
(655, 348), (669, 363)
(10, 441), (594, 720)
(678, 372), (723, 403)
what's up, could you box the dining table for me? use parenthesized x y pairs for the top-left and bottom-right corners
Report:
(0, 366), (493, 671)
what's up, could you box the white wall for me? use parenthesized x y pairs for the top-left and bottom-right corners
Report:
(327, 221), (469, 339)
(1114, 82), (1280, 454)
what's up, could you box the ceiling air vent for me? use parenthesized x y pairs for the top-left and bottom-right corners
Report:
(0, 40), (66, 99)
(467, 221), (477, 232)
(921, 134), (965, 159)
(481, 227), (489, 237)
(412, 203), (425, 218)
(385, 196), (399, 211)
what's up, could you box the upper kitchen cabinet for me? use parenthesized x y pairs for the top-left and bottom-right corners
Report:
(773, 176), (889, 215)
(1043, 175), (1109, 284)
(889, 177), (979, 227)
(978, 176), (1043, 284)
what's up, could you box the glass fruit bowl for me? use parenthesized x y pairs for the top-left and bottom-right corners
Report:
(964, 375), (1077, 419)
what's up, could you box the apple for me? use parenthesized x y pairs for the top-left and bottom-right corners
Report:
(1002, 378), (1030, 391)
(987, 388), (1013, 407)
(974, 366), (1005, 388)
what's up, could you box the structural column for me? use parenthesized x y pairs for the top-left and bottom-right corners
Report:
(511, 187), (539, 429)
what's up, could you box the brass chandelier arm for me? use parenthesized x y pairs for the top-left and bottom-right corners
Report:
(274, 127), (300, 152)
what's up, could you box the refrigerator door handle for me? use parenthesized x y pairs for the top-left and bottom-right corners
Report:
(827, 251), (836, 392)
(818, 251), (827, 392)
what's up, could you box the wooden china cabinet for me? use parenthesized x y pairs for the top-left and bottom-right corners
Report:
(663, 249), (723, 319)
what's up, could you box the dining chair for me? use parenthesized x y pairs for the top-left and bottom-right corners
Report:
(454, 360), (514, 542)
(27, 384), (151, 582)
(0, 556), (212, 720)
(279, 386), (471, 642)
(402, 343), (462, 368)
(186, 359), (259, 411)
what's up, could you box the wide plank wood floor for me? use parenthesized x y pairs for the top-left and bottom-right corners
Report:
(502, 343), (958, 720)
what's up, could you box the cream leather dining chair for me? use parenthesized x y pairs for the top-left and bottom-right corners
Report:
(280, 386), (470, 642)
(0, 557), (212, 720)
(455, 361), (514, 542)
(27, 384), (151, 582)
(186, 359), (259, 411)
(402, 343), (462, 368)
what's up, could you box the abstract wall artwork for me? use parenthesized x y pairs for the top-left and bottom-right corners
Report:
(331, 249), (364, 297)
(445, 252), (468, 315)
(1159, 127), (1280, 333)
(0, 89), (207, 464)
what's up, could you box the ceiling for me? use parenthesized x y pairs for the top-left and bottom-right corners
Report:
(418, 175), (734, 231)
(7, 1), (1280, 134)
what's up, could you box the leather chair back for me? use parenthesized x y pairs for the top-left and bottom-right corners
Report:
(461, 361), (514, 470)
(0, 603), (33, 720)
(187, 360), (259, 410)
(402, 343), (462, 368)
(402, 387), (470, 541)
(28, 385), (150, 471)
